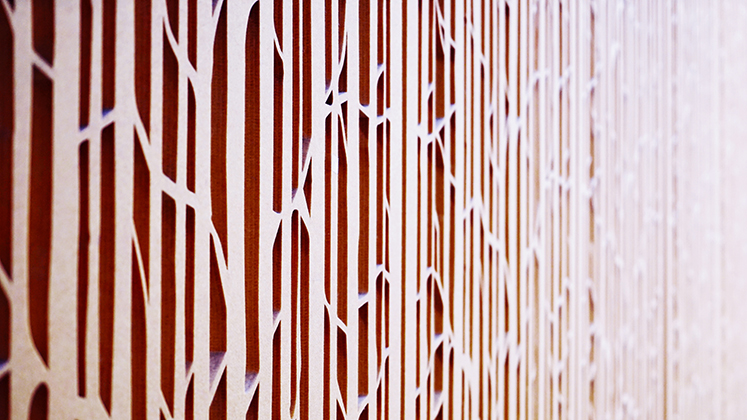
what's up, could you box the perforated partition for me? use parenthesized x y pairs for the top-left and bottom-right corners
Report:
(1, 0), (747, 419)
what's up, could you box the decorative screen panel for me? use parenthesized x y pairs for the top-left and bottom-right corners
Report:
(1, 0), (747, 419)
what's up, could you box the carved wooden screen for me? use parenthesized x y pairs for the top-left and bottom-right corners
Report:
(1, 0), (747, 419)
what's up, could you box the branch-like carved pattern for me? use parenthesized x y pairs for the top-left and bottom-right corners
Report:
(1, 0), (746, 419)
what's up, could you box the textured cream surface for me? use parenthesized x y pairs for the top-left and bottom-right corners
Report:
(1, 0), (746, 419)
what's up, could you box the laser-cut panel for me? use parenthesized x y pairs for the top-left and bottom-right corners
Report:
(1, 0), (747, 419)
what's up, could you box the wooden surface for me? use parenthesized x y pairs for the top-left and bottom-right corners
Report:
(0, 0), (746, 418)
